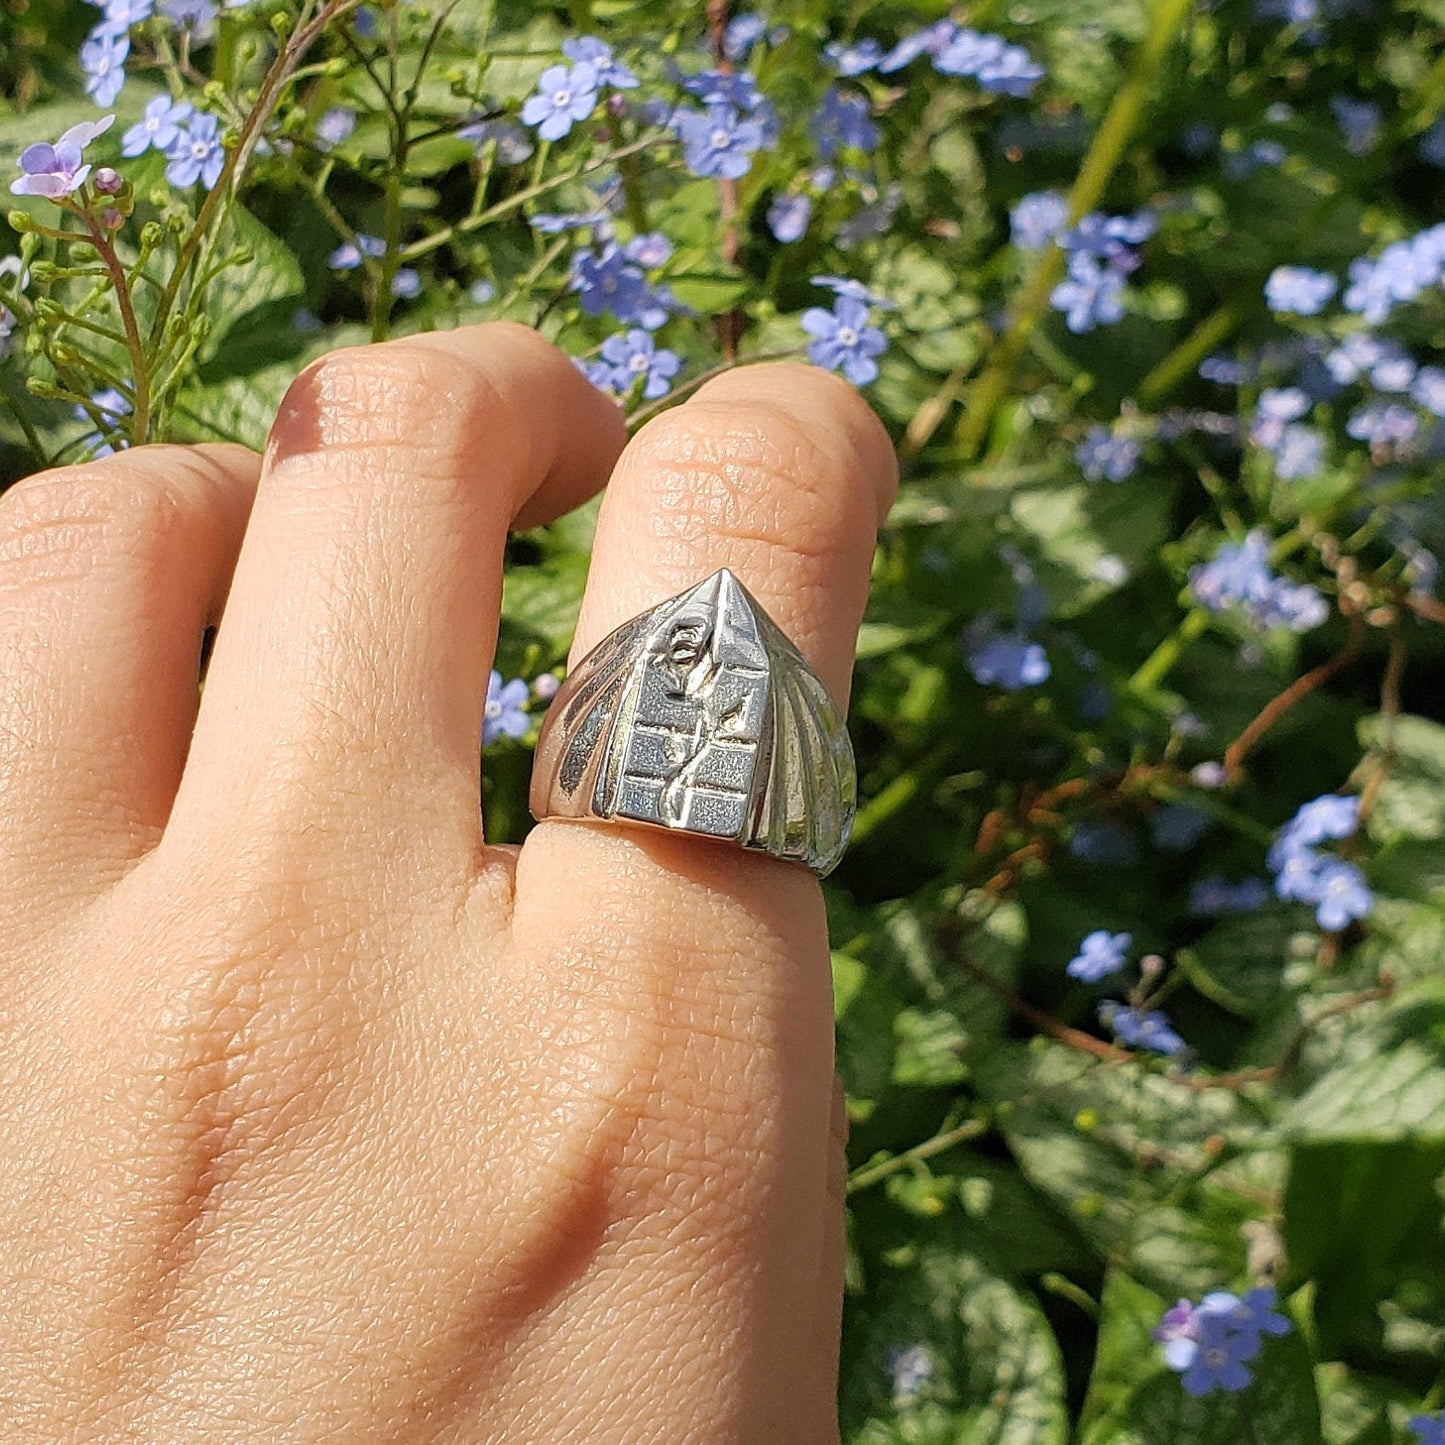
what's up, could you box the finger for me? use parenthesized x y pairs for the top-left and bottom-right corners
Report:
(0, 444), (259, 906)
(506, 363), (894, 1417)
(166, 323), (627, 859)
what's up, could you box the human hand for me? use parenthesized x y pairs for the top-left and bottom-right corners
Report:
(0, 324), (895, 1442)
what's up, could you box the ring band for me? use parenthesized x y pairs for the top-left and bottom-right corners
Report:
(528, 568), (857, 875)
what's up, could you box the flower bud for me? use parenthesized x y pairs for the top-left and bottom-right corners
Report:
(100, 206), (124, 231)
(7, 210), (35, 234)
(92, 167), (123, 195)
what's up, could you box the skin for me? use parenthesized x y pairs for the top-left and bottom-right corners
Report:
(0, 323), (896, 1443)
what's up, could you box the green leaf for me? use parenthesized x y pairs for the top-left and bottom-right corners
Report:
(1180, 910), (1312, 1018)
(1079, 1270), (1170, 1442)
(1361, 713), (1445, 846)
(840, 1242), (1069, 1445)
(1273, 980), (1445, 1144)
(1283, 1140), (1445, 1358)
(199, 207), (304, 366)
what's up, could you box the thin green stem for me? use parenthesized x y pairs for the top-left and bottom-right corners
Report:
(1129, 606), (1211, 695)
(955, 0), (1195, 459)
(846, 1117), (990, 1196)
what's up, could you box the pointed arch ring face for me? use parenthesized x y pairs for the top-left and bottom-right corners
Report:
(528, 568), (857, 876)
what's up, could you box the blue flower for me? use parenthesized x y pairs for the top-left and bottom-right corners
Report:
(1342, 225), (1445, 325)
(1050, 252), (1127, 332)
(623, 231), (672, 267)
(934, 29), (1043, 95)
(1099, 1003), (1187, 1056)
(1311, 858), (1373, 930)
(165, 110), (225, 188)
(1264, 265), (1336, 315)
(767, 193), (811, 243)
(122, 95), (192, 157)
(965, 628), (1050, 690)
(1010, 191), (1068, 251)
(1272, 423), (1325, 480)
(810, 87), (878, 160)
(315, 106), (357, 150)
(1411, 366), (1445, 417)
(561, 36), (638, 90)
(161, 0), (217, 37)
(93, 0), (153, 34)
(1408, 1412), (1445, 1445)
(483, 671), (530, 744)
(878, 19), (959, 72)
(810, 275), (894, 308)
(598, 329), (681, 400)
(458, 117), (535, 164)
(801, 296), (887, 385)
(1180, 1309), (1256, 1395)
(823, 38), (884, 75)
(1250, 386), (1310, 449)
(884, 1343), (935, 1406)
(1330, 94), (1381, 154)
(81, 31), (129, 107)
(1067, 929), (1132, 983)
(1076, 427), (1140, 482)
(10, 115), (114, 199)
(1189, 530), (1328, 633)
(390, 268), (421, 299)
(1423, 118), (1445, 168)
(75, 386), (131, 456)
(1201, 1287), (1292, 1349)
(570, 243), (653, 322)
(722, 13), (768, 62)
(1061, 210), (1156, 260)
(521, 62), (600, 141)
(1347, 400), (1420, 447)
(1223, 137), (1287, 179)
(328, 234), (385, 271)
(1188, 876), (1270, 916)
(672, 102), (767, 180)
(1283, 793), (1360, 846)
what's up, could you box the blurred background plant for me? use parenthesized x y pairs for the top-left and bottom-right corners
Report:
(3, 0), (1444, 1439)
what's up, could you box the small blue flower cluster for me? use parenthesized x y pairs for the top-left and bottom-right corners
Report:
(1154, 1287), (1291, 1397)
(79, 0), (220, 108)
(1342, 222), (1445, 326)
(1065, 930), (1188, 1057)
(1267, 794), (1372, 931)
(1264, 265), (1336, 316)
(581, 330), (682, 401)
(568, 231), (679, 332)
(1188, 530), (1328, 633)
(520, 38), (637, 142)
(1012, 203), (1156, 333)
(1075, 425), (1141, 482)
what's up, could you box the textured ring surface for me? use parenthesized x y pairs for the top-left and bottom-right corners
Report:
(528, 568), (857, 875)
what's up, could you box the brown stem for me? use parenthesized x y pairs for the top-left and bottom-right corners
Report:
(79, 209), (150, 442)
(1222, 616), (1365, 780)
(1358, 622), (1407, 823)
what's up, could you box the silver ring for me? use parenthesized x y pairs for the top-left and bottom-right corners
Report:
(528, 568), (856, 876)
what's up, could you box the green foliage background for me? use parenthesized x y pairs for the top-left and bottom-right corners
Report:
(2, 0), (1444, 1438)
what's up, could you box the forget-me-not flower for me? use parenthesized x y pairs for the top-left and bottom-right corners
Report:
(1076, 427), (1140, 482)
(561, 37), (638, 90)
(964, 627), (1051, 691)
(1050, 252), (1127, 332)
(1408, 1413), (1445, 1445)
(800, 296), (887, 385)
(1264, 265), (1337, 315)
(767, 193), (812, 243)
(597, 329), (681, 400)
(1011, 191), (1068, 251)
(1099, 1003), (1187, 1056)
(165, 111), (225, 188)
(521, 62), (600, 141)
(672, 103), (767, 179)
(483, 672), (530, 744)
(810, 88), (878, 159)
(823, 38), (884, 75)
(122, 95), (192, 157)
(11, 115), (114, 198)
(1067, 930), (1132, 983)
(81, 32), (129, 107)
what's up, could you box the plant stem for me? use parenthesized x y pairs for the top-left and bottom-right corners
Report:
(953, 0), (1195, 460)
(79, 211), (151, 442)
(846, 1116), (990, 1196)
(1129, 605), (1211, 694)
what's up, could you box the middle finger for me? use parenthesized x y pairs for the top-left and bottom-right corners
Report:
(166, 323), (626, 858)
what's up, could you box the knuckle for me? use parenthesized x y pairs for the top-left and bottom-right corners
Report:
(625, 400), (863, 570)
